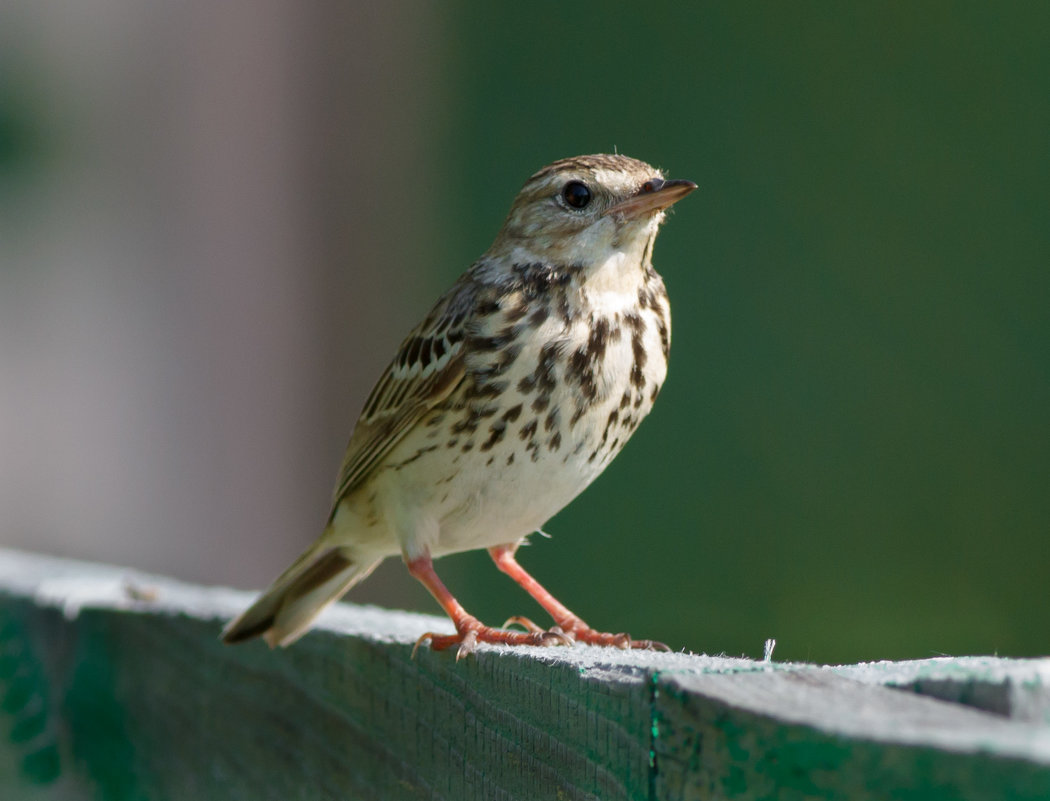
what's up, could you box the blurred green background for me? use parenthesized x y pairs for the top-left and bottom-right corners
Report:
(1, 4), (1047, 665)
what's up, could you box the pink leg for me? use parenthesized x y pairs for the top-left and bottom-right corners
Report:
(489, 545), (668, 650)
(406, 552), (570, 659)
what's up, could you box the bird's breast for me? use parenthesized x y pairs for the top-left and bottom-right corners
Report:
(372, 274), (671, 556)
(458, 276), (669, 483)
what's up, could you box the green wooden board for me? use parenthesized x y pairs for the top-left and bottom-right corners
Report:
(1, 548), (1047, 800)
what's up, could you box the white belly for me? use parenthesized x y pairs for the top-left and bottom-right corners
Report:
(361, 303), (668, 560)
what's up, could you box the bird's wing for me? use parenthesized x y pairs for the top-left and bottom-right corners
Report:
(328, 284), (473, 511)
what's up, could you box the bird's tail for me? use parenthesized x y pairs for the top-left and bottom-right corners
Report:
(222, 541), (381, 648)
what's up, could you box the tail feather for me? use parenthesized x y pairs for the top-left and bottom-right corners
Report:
(222, 544), (381, 648)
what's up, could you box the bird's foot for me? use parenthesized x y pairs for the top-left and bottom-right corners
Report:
(413, 615), (572, 660)
(505, 614), (669, 651)
(569, 627), (670, 651)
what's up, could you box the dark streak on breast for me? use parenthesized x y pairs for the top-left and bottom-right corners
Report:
(480, 419), (507, 452)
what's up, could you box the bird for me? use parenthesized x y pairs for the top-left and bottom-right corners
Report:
(222, 154), (696, 658)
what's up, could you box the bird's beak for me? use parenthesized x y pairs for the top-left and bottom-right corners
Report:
(602, 178), (698, 219)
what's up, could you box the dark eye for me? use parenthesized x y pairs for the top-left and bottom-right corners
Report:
(561, 181), (591, 210)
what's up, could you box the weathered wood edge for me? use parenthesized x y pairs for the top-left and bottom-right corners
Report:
(831, 656), (1050, 723)
(1, 548), (1049, 801)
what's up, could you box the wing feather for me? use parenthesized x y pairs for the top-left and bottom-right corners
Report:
(328, 284), (473, 511)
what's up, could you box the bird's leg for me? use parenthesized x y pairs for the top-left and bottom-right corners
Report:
(405, 551), (571, 659)
(489, 544), (669, 651)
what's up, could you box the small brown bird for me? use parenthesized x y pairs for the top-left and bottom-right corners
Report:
(223, 154), (696, 657)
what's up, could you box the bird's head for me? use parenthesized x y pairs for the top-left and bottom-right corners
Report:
(487, 154), (696, 268)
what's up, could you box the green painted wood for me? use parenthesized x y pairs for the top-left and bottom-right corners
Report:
(0, 548), (1048, 800)
(654, 670), (1050, 800)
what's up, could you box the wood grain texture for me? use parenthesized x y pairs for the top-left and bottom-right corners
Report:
(0, 548), (1048, 801)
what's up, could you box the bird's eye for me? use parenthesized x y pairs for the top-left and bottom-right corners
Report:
(561, 181), (592, 210)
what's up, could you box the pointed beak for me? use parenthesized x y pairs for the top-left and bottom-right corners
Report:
(602, 177), (698, 219)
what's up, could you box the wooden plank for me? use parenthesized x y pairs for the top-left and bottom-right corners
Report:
(654, 670), (1050, 800)
(833, 657), (1050, 723)
(0, 548), (1048, 800)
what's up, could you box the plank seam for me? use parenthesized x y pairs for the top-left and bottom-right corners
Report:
(648, 669), (660, 801)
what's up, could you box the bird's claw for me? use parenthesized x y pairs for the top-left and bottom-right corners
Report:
(502, 615), (574, 640)
(501, 616), (576, 646)
(412, 631), (435, 659)
(501, 614), (544, 633)
(412, 617), (576, 658)
(539, 627), (575, 647)
(559, 623), (670, 651)
(455, 629), (479, 660)
(412, 615), (666, 658)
